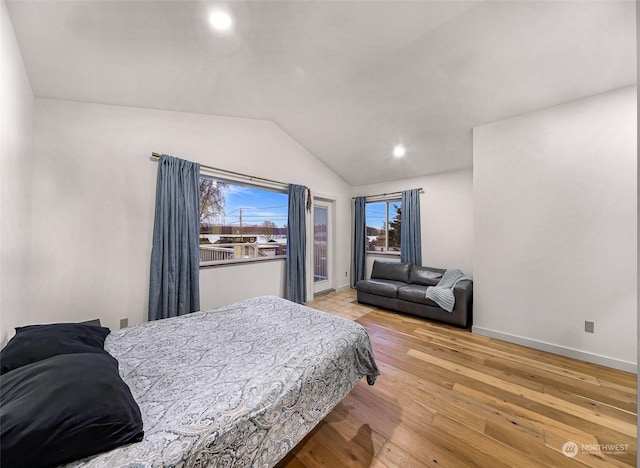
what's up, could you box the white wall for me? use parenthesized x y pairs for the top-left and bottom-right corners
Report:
(473, 86), (637, 371)
(0, 0), (34, 345)
(31, 99), (351, 332)
(353, 168), (474, 278)
(636, 3), (639, 460)
(200, 260), (286, 310)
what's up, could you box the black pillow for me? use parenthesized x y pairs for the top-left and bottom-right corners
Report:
(0, 323), (111, 374)
(1, 353), (144, 468)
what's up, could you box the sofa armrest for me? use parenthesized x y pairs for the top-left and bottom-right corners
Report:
(453, 279), (472, 295)
(453, 280), (473, 326)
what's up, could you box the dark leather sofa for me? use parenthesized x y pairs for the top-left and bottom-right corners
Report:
(355, 260), (473, 328)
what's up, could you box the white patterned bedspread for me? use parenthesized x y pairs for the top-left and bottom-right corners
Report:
(68, 296), (379, 467)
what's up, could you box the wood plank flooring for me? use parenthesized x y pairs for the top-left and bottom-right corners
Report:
(277, 289), (637, 468)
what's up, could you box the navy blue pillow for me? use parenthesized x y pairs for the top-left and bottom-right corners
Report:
(0, 323), (111, 374)
(0, 353), (144, 467)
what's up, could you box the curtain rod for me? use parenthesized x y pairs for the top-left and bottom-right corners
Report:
(352, 188), (423, 200)
(151, 152), (288, 188)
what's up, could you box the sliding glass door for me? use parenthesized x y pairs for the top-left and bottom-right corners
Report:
(313, 200), (332, 295)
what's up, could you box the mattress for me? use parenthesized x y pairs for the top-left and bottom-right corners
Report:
(68, 295), (379, 467)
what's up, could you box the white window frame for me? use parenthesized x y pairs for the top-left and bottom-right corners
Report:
(365, 197), (402, 256)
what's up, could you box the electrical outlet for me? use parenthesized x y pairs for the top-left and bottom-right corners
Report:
(345, 272), (348, 277)
(584, 321), (594, 333)
(120, 318), (129, 329)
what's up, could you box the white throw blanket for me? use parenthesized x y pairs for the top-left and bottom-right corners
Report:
(425, 269), (471, 313)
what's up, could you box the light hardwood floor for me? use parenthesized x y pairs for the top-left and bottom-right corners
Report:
(277, 289), (637, 468)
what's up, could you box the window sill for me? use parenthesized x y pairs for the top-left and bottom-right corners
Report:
(200, 256), (286, 268)
(366, 251), (401, 257)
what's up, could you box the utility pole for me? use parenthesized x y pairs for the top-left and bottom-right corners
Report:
(239, 208), (243, 241)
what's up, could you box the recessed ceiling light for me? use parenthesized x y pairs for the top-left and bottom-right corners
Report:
(393, 144), (406, 158)
(209, 10), (233, 32)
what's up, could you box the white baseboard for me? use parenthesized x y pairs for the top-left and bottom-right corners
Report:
(472, 326), (637, 374)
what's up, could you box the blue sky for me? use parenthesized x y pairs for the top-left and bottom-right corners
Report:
(221, 184), (288, 228)
(365, 202), (387, 229)
(210, 183), (400, 231)
(366, 201), (402, 230)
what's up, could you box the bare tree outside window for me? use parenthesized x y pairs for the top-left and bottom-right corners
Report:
(260, 220), (277, 242)
(200, 178), (227, 227)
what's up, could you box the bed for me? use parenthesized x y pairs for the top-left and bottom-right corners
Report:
(67, 295), (379, 467)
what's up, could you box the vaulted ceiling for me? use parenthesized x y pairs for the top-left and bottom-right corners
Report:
(7, 0), (636, 185)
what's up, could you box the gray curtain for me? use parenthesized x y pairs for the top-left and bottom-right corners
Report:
(352, 196), (367, 286)
(149, 154), (201, 321)
(285, 184), (307, 303)
(400, 189), (422, 266)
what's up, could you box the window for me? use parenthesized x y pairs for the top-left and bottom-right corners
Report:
(199, 177), (288, 265)
(365, 199), (402, 253)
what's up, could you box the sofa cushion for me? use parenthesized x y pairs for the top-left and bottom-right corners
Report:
(398, 284), (441, 307)
(409, 266), (445, 287)
(371, 261), (411, 283)
(356, 279), (405, 298)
